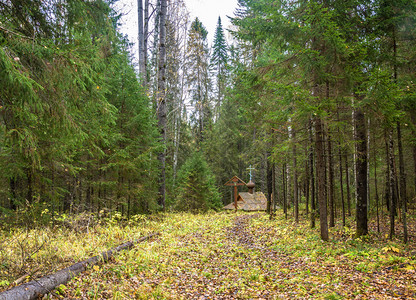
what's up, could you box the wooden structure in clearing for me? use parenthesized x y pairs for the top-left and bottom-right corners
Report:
(224, 176), (247, 212)
(223, 192), (267, 211)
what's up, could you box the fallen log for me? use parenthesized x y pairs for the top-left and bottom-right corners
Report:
(0, 232), (160, 300)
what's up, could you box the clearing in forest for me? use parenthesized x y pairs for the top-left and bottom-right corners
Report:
(1, 212), (415, 299)
(53, 213), (416, 298)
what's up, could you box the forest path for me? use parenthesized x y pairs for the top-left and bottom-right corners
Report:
(55, 212), (415, 299)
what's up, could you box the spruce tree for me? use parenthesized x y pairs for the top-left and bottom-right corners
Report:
(174, 151), (221, 212)
(211, 17), (228, 120)
(186, 18), (212, 143)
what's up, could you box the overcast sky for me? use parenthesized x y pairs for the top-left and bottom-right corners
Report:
(116, 0), (239, 61)
(184, 0), (238, 43)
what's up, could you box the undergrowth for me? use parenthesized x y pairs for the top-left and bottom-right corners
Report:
(0, 211), (415, 299)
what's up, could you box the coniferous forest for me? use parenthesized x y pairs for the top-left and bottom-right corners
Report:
(1, 0), (416, 298)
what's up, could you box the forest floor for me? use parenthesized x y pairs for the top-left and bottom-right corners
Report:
(1, 211), (416, 299)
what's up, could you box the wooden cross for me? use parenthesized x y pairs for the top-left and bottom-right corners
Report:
(224, 176), (246, 212)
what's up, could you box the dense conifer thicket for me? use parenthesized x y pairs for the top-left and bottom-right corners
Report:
(0, 0), (159, 219)
(1, 0), (415, 242)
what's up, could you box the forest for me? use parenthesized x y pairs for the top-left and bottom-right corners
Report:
(0, 0), (416, 298)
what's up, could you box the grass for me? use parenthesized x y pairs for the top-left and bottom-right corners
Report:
(0, 210), (415, 299)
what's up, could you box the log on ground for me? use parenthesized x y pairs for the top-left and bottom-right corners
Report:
(0, 232), (160, 300)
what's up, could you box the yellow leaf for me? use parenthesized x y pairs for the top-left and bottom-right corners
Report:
(97, 86), (100, 89)
(93, 265), (100, 271)
(391, 247), (400, 253)
(404, 265), (414, 272)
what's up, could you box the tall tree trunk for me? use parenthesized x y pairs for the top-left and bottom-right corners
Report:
(292, 129), (299, 223)
(338, 145), (345, 227)
(352, 99), (357, 207)
(374, 134), (380, 233)
(337, 98), (345, 226)
(309, 119), (316, 228)
(315, 117), (328, 241)
(143, 0), (149, 84)
(283, 163), (287, 219)
(411, 111), (416, 198)
(355, 108), (368, 237)
(267, 153), (273, 215)
(157, 0), (167, 209)
(137, 0), (145, 78)
(397, 121), (408, 243)
(388, 128), (397, 239)
(271, 164), (276, 219)
(286, 157), (291, 210)
(344, 153), (351, 216)
(384, 129), (391, 211)
(367, 118), (371, 210)
(305, 144), (310, 216)
(327, 129), (335, 227)
(261, 152), (267, 194)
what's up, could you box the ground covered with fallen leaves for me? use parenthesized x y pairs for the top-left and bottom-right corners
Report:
(1, 211), (416, 299)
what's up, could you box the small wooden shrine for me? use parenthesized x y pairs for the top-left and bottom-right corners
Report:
(223, 175), (267, 211)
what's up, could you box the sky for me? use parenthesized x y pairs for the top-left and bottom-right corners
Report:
(116, 0), (239, 61)
(184, 0), (238, 43)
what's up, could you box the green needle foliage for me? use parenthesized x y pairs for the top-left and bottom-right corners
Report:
(173, 151), (221, 212)
(0, 0), (159, 221)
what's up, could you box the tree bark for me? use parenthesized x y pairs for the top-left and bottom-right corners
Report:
(388, 128), (397, 239)
(271, 164), (276, 219)
(143, 0), (149, 85)
(327, 129), (335, 227)
(344, 152), (351, 217)
(305, 144), (309, 216)
(384, 129), (391, 211)
(283, 163), (287, 219)
(309, 118), (316, 228)
(157, 0), (167, 209)
(397, 121), (408, 243)
(374, 134), (380, 233)
(338, 145), (345, 227)
(266, 153), (273, 215)
(137, 0), (145, 77)
(292, 129), (299, 223)
(355, 109), (368, 237)
(411, 110), (416, 198)
(315, 117), (328, 241)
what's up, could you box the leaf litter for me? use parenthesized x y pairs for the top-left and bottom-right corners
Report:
(1, 211), (415, 299)
(46, 211), (415, 299)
